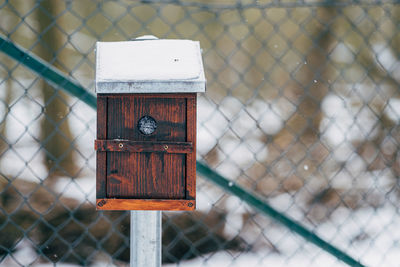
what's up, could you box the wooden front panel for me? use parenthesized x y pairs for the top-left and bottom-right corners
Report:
(96, 93), (196, 210)
(106, 95), (187, 200)
(107, 152), (185, 198)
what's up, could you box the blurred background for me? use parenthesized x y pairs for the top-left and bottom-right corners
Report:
(1, 0), (400, 266)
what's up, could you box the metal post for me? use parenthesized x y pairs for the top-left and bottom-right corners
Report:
(130, 211), (161, 267)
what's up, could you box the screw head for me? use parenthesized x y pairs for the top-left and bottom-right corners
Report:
(164, 145), (169, 150)
(188, 202), (193, 207)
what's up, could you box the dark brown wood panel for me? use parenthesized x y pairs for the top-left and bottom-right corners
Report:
(107, 95), (186, 142)
(106, 152), (186, 199)
(186, 95), (196, 200)
(96, 95), (107, 199)
(96, 93), (197, 210)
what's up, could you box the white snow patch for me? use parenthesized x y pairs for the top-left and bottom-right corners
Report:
(55, 176), (96, 203)
(219, 96), (243, 120)
(320, 92), (380, 155)
(224, 196), (247, 237)
(245, 99), (284, 135)
(384, 98), (400, 123)
(330, 42), (354, 64)
(374, 43), (396, 71)
(96, 40), (202, 81)
(259, 110), (283, 135)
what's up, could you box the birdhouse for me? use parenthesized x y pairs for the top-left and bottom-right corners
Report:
(95, 37), (205, 211)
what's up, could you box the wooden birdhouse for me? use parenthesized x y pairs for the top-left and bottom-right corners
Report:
(95, 37), (205, 211)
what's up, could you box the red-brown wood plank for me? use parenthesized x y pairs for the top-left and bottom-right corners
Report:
(95, 140), (193, 153)
(106, 152), (186, 199)
(105, 94), (188, 201)
(107, 95), (186, 142)
(96, 199), (195, 211)
(97, 93), (198, 210)
(186, 95), (196, 201)
(96, 95), (107, 198)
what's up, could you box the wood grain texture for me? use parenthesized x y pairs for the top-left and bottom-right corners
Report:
(96, 199), (195, 211)
(96, 93), (197, 210)
(107, 152), (186, 199)
(96, 95), (107, 198)
(107, 96), (186, 142)
(105, 95), (188, 200)
(95, 140), (193, 153)
(186, 95), (196, 200)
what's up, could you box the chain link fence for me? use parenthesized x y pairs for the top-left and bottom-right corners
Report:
(1, 0), (400, 266)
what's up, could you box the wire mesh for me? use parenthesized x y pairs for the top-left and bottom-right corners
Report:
(1, 0), (400, 266)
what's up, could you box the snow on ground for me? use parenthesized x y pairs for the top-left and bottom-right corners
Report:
(1, 239), (81, 267)
(164, 200), (400, 267)
(1, 237), (122, 267)
(386, 98), (400, 123)
(164, 250), (343, 267)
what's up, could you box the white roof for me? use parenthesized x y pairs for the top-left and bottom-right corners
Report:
(95, 38), (206, 93)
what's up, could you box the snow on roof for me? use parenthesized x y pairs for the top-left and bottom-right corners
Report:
(95, 38), (206, 93)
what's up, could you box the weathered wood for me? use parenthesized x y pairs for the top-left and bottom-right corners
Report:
(96, 93), (197, 210)
(96, 199), (195, 211)
(95, 140), (193, 153)
(107, 95), (186, 142)
(186, 95), (196, 200)
(107, 152), (186, 199)
(96, 95), (107, 199)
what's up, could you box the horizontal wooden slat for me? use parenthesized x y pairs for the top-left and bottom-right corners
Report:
(95, 140), (193, 153)
(96, 199), (195, 211)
